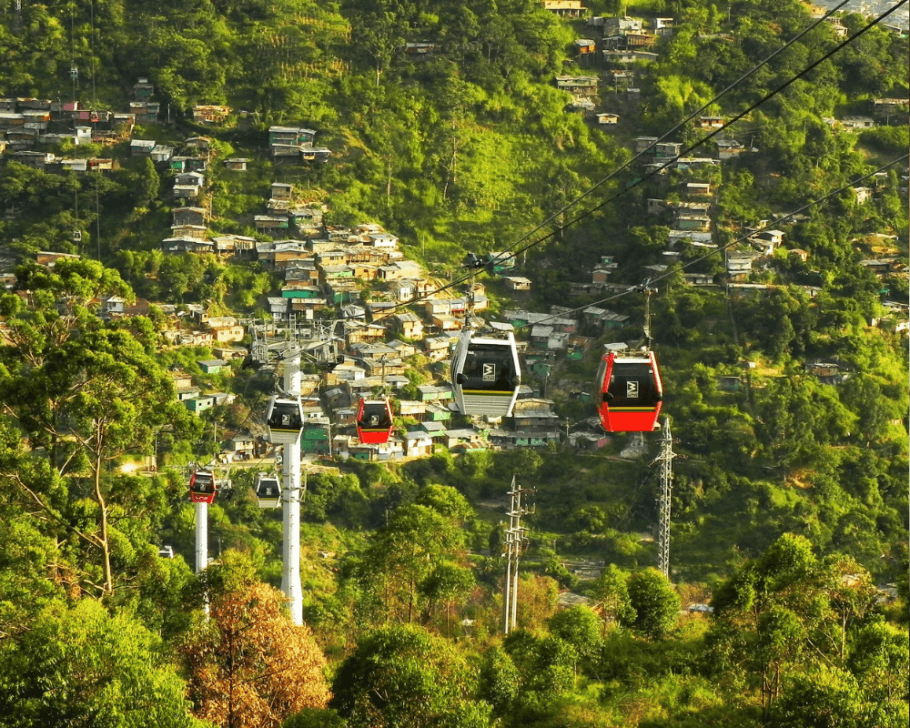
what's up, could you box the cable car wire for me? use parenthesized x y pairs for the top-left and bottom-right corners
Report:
(513, 153), (909, 330)
(377, 0), (870, 315)
(503, 0), (908, 269)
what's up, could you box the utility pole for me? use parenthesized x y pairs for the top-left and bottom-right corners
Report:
(655, 417), (675, 579)
(503, 475), (534, 634)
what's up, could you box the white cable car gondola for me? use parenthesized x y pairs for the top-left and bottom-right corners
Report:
(451, 330), (521, 418)
(266, 395), (304, 445)
(255, 473), (282, 509)
(189, 467), (217, 504)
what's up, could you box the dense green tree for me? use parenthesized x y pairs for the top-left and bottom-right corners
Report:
(624, 568), (680, 640)
(0, 599), (204, 728)
(592, 564), (636, 636)
(0, 260), (199, 597)
(331, 624), (489, 728)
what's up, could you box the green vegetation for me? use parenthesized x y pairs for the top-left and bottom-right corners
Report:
(0, 0), (907, 726)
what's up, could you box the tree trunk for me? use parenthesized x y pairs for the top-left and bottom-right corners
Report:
(93, 451), (114, 597)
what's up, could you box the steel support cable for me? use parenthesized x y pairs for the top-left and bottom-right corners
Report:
(381, 0), (869, 315)
(507, 0), (909, 267)
(512, 153), (909, 329)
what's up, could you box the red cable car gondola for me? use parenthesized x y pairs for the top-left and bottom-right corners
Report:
(356, 397), (394, 444)
(596, 350), (663, 432)
(189, 468), (218, 504)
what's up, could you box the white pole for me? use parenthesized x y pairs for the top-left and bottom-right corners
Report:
(282, 440), (303, 625)
(281, 351), (304, 626)
(195, 501), (208, 573)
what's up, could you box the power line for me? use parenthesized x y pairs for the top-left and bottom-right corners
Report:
(486, 0), (855, 265)
(381, 0), (890, 317)
(506, 0), (909, 268)
(517, 153), (909, 329)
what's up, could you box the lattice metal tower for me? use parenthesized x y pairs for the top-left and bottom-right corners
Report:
(655, 417), (675, 578)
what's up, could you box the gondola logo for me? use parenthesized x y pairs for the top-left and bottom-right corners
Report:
(626, 381), (639, 398)
(483, 363), (496, 382)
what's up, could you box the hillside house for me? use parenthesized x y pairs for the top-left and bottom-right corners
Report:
(624, 30), (657, 47)
(403, 431), (434, 458)
(555, 76), (599, 96)
(727, 251), (755, 280)
(696, 116), (725, 129)
(198, 359), (228, 374)
(839, 116), (875, 130)
(223, 157), (249, 171)
(193, 105), (231, 124)
(162, 238), (214, 254)
(753, 229), (785, 254)
(130, 139), (155, 156)
(150, 145), (174, 163)
(716, 139), (752, 159)
(603, 50), (658, 63)
(282, 284), (321, 299)
(133, 77), (154, 98)
(175, 171), (205, 187)
(852, 187), (872, 204)
(575, 38), (597, 55)
(270, 182), (293, 200)
(254, 214), (290, 234)
(404, 42), (436, 56)
(604, 15), (643, 32)
(583, 307), (629, 329)
(653, 17), (675, 35)
(873, 98), (908, 117)
(683, 273), (713, 286)
(542, 1), (586, 17)
(213, 235), (256, 257)
(635, 136), (658, 153)
(393, 312), (424, 339)
(211, 324), (244, 343)
(654, 141), (682, 158)
(503, 276), (532, 292)
(170, 224), (208, 240)
(595, 113), (620, 125)
(300, 146), (331, 163)
(269, 126), (316, 148)
(172, 207), (207, 227)
(685, 182), (714, 197)
(486, 251), (516, 273)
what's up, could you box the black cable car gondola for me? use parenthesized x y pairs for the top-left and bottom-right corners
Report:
(255, 473), (281, 509)
(356, 397), (394, 444)
(596, 350), (663, 432)
(451, 330), (521, 418)
(266, 395), (304, 445)
(189, 467), (217, 504)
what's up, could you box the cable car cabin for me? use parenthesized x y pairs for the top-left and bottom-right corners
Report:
(189, 468), (217, 504)
(255, 474), (281, 509)
(451, 331), (521, 418)
(266, 396), (304, 445)
(357, 397), (394, 444)
(596, 351), (663, 432)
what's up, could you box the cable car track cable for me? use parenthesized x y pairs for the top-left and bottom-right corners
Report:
(511, 152), (909, 330)
(378, 0), (903, 317)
